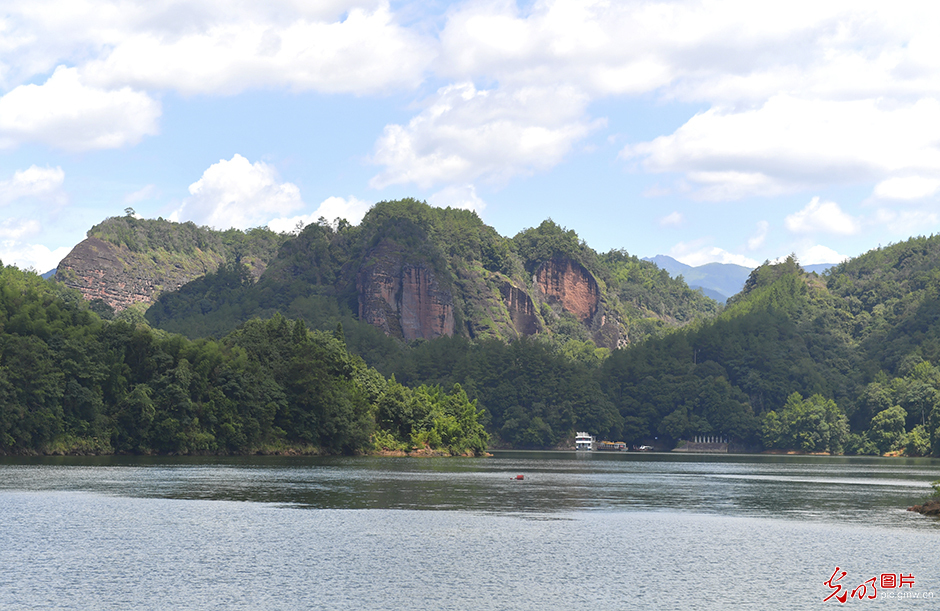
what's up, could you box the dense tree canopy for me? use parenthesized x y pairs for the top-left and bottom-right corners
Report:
(0, 263), (487, 456)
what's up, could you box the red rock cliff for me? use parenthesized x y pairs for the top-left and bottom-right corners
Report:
(357, 243), (455, 340)
(499, 280), (539, 336)
(534, 258), (599, 322)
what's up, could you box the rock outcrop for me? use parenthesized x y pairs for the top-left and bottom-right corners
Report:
(908, 499), (940, 516)
(534, 258), (599, 323)
(499, 281), (539, 336)
(357, 241), (455, 341)
(56, 238), (223, 310)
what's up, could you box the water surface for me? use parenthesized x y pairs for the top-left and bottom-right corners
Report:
(1, 452), (938, 610)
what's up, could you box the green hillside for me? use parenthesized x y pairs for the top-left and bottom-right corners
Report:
(27, 201), (940, 456)
(0, 262), (487, 457)
(146, 199), (717, 348)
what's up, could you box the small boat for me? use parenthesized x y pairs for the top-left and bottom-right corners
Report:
(575, 432), (595, 451)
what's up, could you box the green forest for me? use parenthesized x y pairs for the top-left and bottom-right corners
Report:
(4, 199), (940, 457)
(0, 264), (486, 456)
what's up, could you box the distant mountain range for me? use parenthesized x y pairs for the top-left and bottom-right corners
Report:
(643, 255), (836, 302)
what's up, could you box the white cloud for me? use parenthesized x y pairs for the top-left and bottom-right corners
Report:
(80, 4), (432, 96)
(370, 82), (603, 188)
(0, 218), (40, 240)
(747, 220), (769, 250)
(124, 184), (158, 204)
(427, 184), (486, 213)
(624, 96), (940, 199)
(874, 208), (940, 235)
(797, 244), (849, 266)
(659, 211), (683, 226)
(174, 154), (304, 230)
(670, 240), (759, 268)
(0, 241), (71, 273)
(267, 195), (372, 233)
(0, 66), (159, 151)
(0, 165), (65, 205)
(785, 197), (860, 235)
(872, 176), (940, 200)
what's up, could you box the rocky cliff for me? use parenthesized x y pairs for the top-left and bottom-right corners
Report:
(535, 258), (599, 322)
(534, 258), (623, 347)
(56, 237), (223, 310)
(499, 280), (539, 336)
(56, 216), (287, 311)
(128, 200), (714, 348)
(356, 240), (455, 340)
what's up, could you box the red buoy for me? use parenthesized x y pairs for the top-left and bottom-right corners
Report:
(514, 474), (524, 480)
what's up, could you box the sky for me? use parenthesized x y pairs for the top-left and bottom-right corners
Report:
(3, 0), (940, 273)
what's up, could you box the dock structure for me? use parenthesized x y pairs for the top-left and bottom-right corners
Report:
(673, 435), (729, 453)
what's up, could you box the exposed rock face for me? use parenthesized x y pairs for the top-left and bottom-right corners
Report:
(908, 499), (940, 516)
(499, 281), (539, 336)
(357, 241), (455, 341)
(56, 238), (222, 310)
(534, 258), (600, 322)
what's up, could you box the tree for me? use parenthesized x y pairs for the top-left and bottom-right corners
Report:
(868, 405), (907, 454)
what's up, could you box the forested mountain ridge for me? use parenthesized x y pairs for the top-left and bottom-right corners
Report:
(358, 243), (940, 455)
(33, 201), (940, 456)
(0, 262), (487, 456)
(144, 199), (718, 348)
(55, 215), (289, 312)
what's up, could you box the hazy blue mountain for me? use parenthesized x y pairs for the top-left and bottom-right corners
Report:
(804, 263), (836, 274)
(644, 255), (839, 302)
(644, 255), (752, 302)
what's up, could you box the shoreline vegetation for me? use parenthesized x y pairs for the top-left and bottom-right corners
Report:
(4, 202), (940, 461)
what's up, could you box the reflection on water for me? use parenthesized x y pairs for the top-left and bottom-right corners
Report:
(1, 452), (938, 526)
(1, 452), (939, 610)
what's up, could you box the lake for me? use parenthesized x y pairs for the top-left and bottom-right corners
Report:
(1, 452), (939, 610)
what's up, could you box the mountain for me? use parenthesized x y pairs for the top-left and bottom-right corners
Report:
(141, 199), (718, 348)
(644, 255), (752, 302)
(804, 263), (836, 274)
(644, 255), (838, 302)
(55, 215), (289, 311)
(9, 209), (940, 456)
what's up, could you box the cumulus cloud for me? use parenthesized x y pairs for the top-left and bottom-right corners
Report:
(797, 244), (849, 266)
(747, 220), (769, 250)
(659, 211), (683, 226)
(427, 184), (486, 213)
(124, 184), (158, 204)
(625, 96), (940, 199)
(785, 197), (860, 235)
(670, 240), (759, 268)
(80, 3), (433, 95)
(0, 66), (159, 151)
(267, 195), (372, 233)
(0, 165), (65, 205)
(0, 241), (71, 273)
(370, 82), (603, 188)
(0, 218), (40, 240)
(173, 154), (304, 230)
(874, 208), (940, 235)
(872, 176), (940, 200)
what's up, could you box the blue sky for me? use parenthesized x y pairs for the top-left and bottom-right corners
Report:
(2, 0), (940, 272)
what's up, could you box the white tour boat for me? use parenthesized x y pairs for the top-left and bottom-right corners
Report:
(575, 432), (595, 451)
